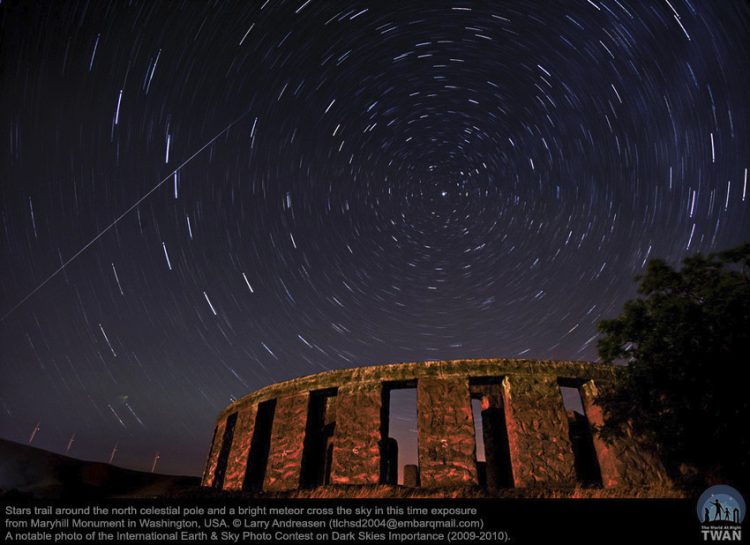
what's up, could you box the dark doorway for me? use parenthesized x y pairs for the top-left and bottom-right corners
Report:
(213, 412), (238, 489)
(559, 381), (602, 487)
(243, 399), (276, 492)
(469, 378), (513, 489)
(300, 388), (338, 488)
(381, 381), (418, 485)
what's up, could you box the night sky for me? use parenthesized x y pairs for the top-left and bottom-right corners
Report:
(1, 0), (749, 477)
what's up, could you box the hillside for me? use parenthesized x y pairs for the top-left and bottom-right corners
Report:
(0, 438), (199, 499)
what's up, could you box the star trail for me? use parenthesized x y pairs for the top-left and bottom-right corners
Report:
(1, 1), (748, 476)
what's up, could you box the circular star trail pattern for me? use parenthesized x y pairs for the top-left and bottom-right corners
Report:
(1, 1), (749, 475)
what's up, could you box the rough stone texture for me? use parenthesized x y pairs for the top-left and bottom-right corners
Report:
(329, 381), (383, 485)
(324, 395), (337, 426)
(214, 359), (617, 416)
(263, 393), (309, 492)
(201, 416), (226, 487)
(221, 406), (257, 491)
(203, 358), (670, 494)
(580, 380), (670, 488)
(418, 376), (478, 487)
(503, 375), (577, 487)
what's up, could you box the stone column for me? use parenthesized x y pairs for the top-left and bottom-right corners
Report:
(471, 383), (513, 489)
(329, 382), (383, 485)
(580, 380), (669, 488)
(222, 405), (258, 491)
(403, 464), (420, 487)
(503, 375), (576, 487)
(201, 417), (227, 487)
(263, 393), (309, 492)
(417, 376), (478, 487)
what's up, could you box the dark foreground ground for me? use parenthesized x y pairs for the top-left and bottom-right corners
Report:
(0, 438), (199, 499)
(0, 438), (686, 499)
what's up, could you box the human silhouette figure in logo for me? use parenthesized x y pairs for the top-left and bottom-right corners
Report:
(724, 507), (730, 521)
(704, 507), (711, 523)
(711, 499), (724, 522)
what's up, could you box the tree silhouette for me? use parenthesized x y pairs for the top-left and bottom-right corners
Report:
(596, 243), (750, 488)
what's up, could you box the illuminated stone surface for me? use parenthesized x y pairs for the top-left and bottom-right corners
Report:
(202, 359), (669, 494)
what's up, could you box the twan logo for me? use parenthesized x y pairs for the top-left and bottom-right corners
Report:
(698, 485), (745, 542)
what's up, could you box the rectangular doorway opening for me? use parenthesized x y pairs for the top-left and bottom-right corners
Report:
(559, 381), (602, 487)
(381, 381), (419, 486)
(469, 378), (513, 489)
(213, 412), (238, 489)
(243, 399), (276, 492)
(300, 388), (338, 488)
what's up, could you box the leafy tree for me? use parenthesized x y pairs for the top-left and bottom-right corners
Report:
(596, 243), (750, 488)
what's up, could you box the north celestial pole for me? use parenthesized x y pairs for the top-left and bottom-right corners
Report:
(1, 1), (748, 476)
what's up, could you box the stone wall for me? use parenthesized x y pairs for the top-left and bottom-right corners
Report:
(329, 382), (383, 485)
(222, 407), (256, 490)
(579, 381), (670, 488)
(201, 358), (669, 494)
(263, 393), (308, 492)
(503, 375), (576, 487)
(417, 376), (477, 487)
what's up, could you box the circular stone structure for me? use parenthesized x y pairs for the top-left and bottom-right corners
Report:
(201, 358), (669, 494)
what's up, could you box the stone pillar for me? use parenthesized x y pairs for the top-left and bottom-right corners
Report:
(222, 405), (258, 491)
(380, 437), (398, 485)
(201, 417), (226, 487)
(471, 383), (513, 489)
(329, 382), (383, 485)
(263, 393), (309, 492)
(417, 376), (478, 487)
(580, 380), (669, 488)
(403, 464), (420, 487)
(503, 375), (576, 487)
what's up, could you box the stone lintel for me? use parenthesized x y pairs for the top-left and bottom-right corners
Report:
(216, 359), (618, 422)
